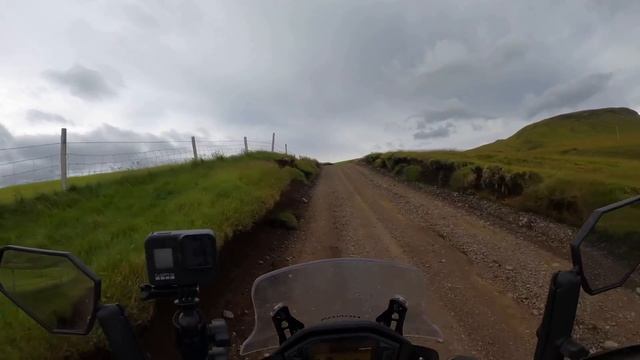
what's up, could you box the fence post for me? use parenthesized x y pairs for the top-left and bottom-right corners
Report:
(60, 128), (68, 191)
(244, 136), (249, 153)
(191, 136), (198, 160)
(285, 144), (288, 155)
(271, 132), (275, 152)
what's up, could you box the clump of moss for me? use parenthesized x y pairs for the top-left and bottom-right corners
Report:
(271, 211), (298, 230)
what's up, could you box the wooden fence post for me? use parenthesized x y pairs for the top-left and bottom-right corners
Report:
(271, 132), (275, 152)
(285, 144), (288, 155)
(191, 136), (198, 160)
(60, 128), (68, 191)
(244, 136), (249, 153)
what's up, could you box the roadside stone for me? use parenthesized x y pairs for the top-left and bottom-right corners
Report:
(223, 310), (235, 319)
(518, 217), (533, 229)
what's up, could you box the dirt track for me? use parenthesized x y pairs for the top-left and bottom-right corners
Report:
(196, 163), (640, 360)
(276, 163), (541, 359)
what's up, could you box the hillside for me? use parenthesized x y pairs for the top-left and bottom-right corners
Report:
(364, 107), (640, 225)
(473, 107), (640, 159)
(0, 152), (318, 359)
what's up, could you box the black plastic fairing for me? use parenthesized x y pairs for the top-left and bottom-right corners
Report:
(267, 320), (432, 360)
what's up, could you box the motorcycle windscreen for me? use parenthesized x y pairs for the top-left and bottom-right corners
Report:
(240, 258), (443, 355)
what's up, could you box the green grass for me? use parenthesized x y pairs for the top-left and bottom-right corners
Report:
(365, 107), (640, 225)
(293, 156), (321, 179)
(0, 151), (317, 359)
(0, 169), (156, 205)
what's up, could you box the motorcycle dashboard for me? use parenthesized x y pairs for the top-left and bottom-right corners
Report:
(282, 334), (400, 360)
(307, 338), (378, 360)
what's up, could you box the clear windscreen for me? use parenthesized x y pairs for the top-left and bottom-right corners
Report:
(240, 258), (443, 355)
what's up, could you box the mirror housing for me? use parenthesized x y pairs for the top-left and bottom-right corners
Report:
(0, 245), (101, 335)
(571, 195), (640, 295)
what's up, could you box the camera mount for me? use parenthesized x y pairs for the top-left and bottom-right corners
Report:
(141, 229), (228, 360)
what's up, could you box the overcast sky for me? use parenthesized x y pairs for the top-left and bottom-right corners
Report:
(1, 0), (639, 162)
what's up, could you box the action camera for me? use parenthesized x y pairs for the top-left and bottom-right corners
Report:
(144, 229), (217, 288)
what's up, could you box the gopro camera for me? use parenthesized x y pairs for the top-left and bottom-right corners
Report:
(144, 229), (217, 288)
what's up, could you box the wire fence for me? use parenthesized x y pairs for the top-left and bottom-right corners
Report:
(0, 130), (288, 189)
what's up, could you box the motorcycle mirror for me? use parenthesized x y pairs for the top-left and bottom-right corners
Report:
(0, 245), (101, 335)
(571, 195), (640, 295)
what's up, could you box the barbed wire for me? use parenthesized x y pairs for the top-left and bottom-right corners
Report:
(0, 138), (289, 188)
(0, 143), (59, 152)
(67, 140), (193, 144)
(0, 154), (58, 166)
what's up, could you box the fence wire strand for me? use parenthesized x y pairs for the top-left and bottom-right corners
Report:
(0, 137), (287, 188)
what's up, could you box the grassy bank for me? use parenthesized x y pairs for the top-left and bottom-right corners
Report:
(0, 152), (318, 359)
(364, 107), (640, 226)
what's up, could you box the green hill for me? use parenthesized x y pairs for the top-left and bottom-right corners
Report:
(474, 107), (640, 159)
(0, 152), (318, 359)
(364, 107), (640, 225)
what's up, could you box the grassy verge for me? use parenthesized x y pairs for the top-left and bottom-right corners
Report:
(364, 108), (640, 226)
(0, 151), (318, 359)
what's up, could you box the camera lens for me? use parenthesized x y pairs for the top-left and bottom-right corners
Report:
(181, 235), (215, 269)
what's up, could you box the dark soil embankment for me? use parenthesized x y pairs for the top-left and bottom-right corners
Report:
(362, 152), (620, 227)
(141, 172), (318, 360)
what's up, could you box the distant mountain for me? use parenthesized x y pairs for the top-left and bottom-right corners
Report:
(471, 107), (640, 159)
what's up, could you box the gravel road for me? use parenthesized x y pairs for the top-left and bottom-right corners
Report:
(217, 163), (640, 360)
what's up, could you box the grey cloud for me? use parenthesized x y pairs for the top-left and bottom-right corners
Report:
(413, 123), (455, 140)
(525, 73), (613, 118)
(3, 1), (640, 161)
(121, 4), (159, 28)
(471, 122), (485, 131)
(26, 109), (73, 125)
(43, 65), (118, 101)
(407, 100), (493, 132)
(0, 123), (12, 143)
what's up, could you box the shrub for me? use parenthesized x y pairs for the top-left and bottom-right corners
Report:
(449, 165), (476, 191)
(402, 165), (423, 182)
(392, 163), (408, 176)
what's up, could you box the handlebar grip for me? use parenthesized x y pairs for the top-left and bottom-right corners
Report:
(96, 304), (146, 360)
